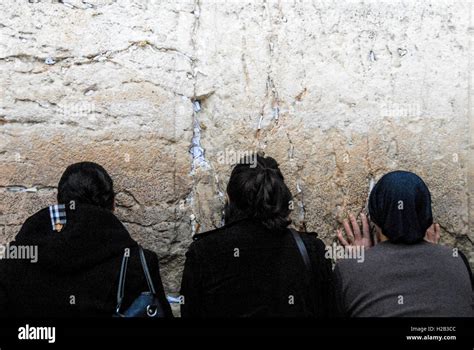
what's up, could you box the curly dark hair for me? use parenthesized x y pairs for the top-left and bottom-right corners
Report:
(225, 154), (293, 231)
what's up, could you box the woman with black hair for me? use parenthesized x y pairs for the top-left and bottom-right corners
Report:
(0, 162), (172, 318)
(180, 154), (336, 318)
(335, 171), (473, 317)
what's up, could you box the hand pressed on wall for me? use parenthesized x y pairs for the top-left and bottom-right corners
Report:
(336, 213), (373, 249)
(424, 223), (441, 244)
(336, 212), (441, 247)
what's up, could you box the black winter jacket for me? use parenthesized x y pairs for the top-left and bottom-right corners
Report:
(180, 219), (336, 318)
(0, 203), (172, 318)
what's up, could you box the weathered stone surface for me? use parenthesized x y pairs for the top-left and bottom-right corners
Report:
(1, 0), (473, 303)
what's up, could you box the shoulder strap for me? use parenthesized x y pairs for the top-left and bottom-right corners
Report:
(289, 228), (312, 274)
(116, 248), (130, 314)
(290, 229), (319, 315)
(115, 246), (157, 315)
(139, 246), (156, 295)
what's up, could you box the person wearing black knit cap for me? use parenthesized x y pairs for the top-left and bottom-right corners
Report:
(335, 171), (473, 317)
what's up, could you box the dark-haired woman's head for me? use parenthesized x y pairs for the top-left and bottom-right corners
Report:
(368, 170), (433, 244)
(57, 162), (115, 210)
(225, 154), (292, 231)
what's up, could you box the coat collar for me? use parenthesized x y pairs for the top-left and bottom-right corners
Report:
(13, 203), (137, 273)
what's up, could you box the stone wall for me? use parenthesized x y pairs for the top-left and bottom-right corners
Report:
(1, 0), (473, 297)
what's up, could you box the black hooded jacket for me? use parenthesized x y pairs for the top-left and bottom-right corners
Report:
(0, 203), (172, 318)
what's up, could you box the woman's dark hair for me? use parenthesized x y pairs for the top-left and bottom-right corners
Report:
(225, 154), (293, 231)
(57, 162), (115, 210)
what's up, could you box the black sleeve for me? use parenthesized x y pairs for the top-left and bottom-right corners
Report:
(180, 244), (204, 318)
(313, 239), (338, 318)
(333, 265), (347, 317)
(0, 280), (8, 318)
(149, 252), (173, 318)
(0, 263), (10, 318)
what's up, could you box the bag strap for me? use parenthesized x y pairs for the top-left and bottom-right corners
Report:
(139, 246), (156, 295)
(115, 246), (157, 314)
(116, 248), (130, 314)
(289, 228), (312, 274)
(290, 229), (319, 314)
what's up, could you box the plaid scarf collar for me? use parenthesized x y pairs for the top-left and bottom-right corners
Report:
(48, 204), (67, 232)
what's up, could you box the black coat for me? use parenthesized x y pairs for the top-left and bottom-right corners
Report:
(180, 219), (336, 318)
(0, 203), (172, 318)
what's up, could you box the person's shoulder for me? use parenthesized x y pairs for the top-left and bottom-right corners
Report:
(190, 218), (253, 243)
(189, 219), (273, 256)
(389, 240), (459, 259)
(188, 225), (228, 253)
(14, 207), (51, 242)
(141, 247), (158, 261)
(422, 241), (454, 253)
(296, 230), (326, 251)
(22, 207), (50, 227)
(182, 226), (228, 262)
(420, 241), (467, 264)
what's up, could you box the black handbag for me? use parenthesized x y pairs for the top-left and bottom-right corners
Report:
(114, 246), (166, 318)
